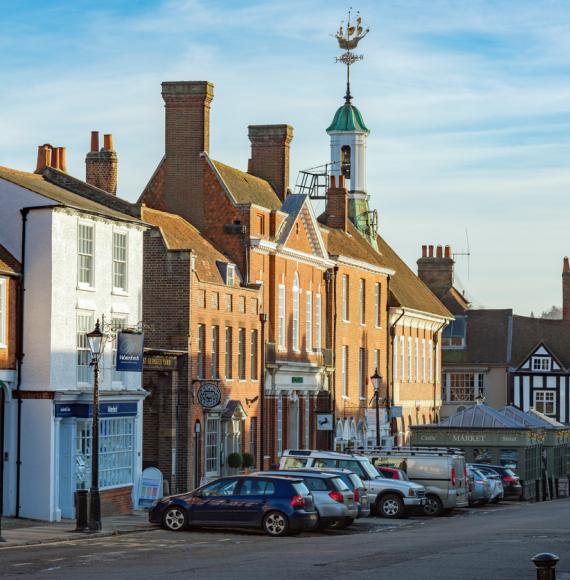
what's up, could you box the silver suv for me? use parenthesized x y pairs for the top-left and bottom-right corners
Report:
(259, 470), (358, 530)
(280, 450), (426, 519)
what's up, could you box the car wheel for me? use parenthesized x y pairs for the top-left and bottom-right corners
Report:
(263, 511), (289, 537)
(162, 506), (188, 531)
(423, 494), (444, 517)
(378, 494), (404, 519)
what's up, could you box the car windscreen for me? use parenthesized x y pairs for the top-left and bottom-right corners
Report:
(292, 482), (311, 496)
(331, 477), (350, 491)
(348, 473), (364, 488)
(283, 457), (308, 469)
(302, 477), (330, 491)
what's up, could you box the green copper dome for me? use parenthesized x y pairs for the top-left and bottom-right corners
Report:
(326, 103), (370, 133)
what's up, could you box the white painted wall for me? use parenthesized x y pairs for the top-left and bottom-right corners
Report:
(328, 131), (368, 194)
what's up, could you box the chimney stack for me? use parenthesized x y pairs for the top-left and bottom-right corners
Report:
(563, 256), (570, 321)
(85, 130), (118, 194)
(417, 243), (455, 293)
(248, 124), (293, 202)
(161, 81), (214, 226)
(323, 174), (348, 231)
(35, 143), (68, 173)
(35, 144), (52, 173)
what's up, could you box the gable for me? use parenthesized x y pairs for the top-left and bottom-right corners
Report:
(517, 342), (564, 373)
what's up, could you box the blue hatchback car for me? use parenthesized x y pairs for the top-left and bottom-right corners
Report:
(149, 474), (318, 536)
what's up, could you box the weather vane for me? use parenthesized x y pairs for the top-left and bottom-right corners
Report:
(334, 9), (369, 104)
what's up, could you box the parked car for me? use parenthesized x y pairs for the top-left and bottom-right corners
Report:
(468, 464), (503, 503)
(469, 464), (523, 500)
(376, 466), (409, 481)
(259, 470), (358, 529)
(365, 448), (469, 517)
(149, 475), (318, 537)
(280, 450), (426, 519)
(467, 467), (492, 506)
(298, 467), (371, 519)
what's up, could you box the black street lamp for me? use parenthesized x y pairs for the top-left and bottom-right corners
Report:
(86, 319), (108, 532)
(371, 369), (382, 448)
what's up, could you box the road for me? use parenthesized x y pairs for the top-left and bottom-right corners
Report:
(1, 500), (569, 579)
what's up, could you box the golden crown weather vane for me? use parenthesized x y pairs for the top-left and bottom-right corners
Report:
(334, 9), (369, 103)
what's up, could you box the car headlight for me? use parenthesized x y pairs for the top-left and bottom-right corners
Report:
(408, 489), (416, 497)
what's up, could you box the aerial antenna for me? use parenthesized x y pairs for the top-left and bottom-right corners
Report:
(452, 228), (471, 280)
(333, 8), (370, 103)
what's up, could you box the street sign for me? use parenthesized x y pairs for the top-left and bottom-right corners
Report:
(390, 406), (403, 418)
(316, 413), (333, 431)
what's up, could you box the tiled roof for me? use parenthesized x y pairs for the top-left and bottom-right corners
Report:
(376, 235), (452, 318)
(0, 245), (20, 275)
(141, 206), (228, 284)
(443, 309), (512, 366)
(138, 157), (166, 210)
(510, 315), (570, 369)
(212, 160), (282, 210)
(0, 166), (142, 224)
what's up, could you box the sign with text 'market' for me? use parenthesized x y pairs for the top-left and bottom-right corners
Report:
(116, 331), (144, 372)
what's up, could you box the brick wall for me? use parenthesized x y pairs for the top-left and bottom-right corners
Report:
(85, 133), (118, 194)
(100, 486), (132, 516)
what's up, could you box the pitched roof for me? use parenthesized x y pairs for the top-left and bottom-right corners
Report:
(0, 166), (142, 224)
(0, 245), (20, 276)
(376, 235), (452, 318)
(500, 406), (566, 430)
(443, 309), (512, 366)
(211, 159), (282, 210)
(141, 206), (228, 284)
(431, 403), (526, 429)
(510, 315), (570, 369)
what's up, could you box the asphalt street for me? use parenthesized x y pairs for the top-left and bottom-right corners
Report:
(1, 500), (569, 580)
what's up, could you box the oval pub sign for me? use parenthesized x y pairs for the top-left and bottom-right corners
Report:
(197, 382), (222, 409)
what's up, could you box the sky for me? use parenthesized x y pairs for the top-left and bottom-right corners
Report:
(1, 0), (570, 315)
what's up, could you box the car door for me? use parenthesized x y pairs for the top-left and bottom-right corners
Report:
(234, 478), (277, 525)
(190, 478), (241, 524)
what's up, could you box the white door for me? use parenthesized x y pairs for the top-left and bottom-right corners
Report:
(205, 416), (221, 479)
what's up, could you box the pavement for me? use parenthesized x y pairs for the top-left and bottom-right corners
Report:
(0, 511), (153, 548)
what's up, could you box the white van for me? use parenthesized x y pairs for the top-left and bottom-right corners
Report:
(280, 450), (426, 519)
(364, 447), (469, 516)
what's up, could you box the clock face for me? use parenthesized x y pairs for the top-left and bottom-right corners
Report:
(197, 383), (222, 409)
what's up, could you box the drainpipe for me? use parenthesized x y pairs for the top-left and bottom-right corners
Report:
(259, 313), (267, 469)
(330, 266), (338, 449)
(389, 309), (405, 441)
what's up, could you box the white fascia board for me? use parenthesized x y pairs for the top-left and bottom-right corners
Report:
(251, 239), (334, 269)
(390, 307), (452, 328)
(333, 254), (395, 277)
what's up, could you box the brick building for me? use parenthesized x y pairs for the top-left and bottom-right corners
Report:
(140, 206), (262, 490)
(0, 245), (20, 518)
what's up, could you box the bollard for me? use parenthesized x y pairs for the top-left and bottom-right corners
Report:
(75, 489), (90, 532)
(532, 553), (559, 580)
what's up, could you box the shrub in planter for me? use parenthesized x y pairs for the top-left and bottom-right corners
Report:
(227, 452), (243, 469)
(242, 452), (255, 469)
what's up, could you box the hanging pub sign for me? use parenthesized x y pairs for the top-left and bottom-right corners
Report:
(316, 412), (334, 431)
(197, 382), (222, 409)
(116, 330), (144, 372)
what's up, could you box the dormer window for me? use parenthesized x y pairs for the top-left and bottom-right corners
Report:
(442, 316), (467, 349)
(341, 145), (351, 179)
(226, 265), (235, 287)
(532, 357), (551, 372)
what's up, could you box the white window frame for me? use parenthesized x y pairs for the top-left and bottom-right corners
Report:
(534, 390), (556, 416)
(306, 291), (312, 352)
(225, 327), (232, 380)
(77, 311), (94, 385)
(359, 279), (365, 325)
(278, 284), (286, 350)
(77, 221), (95, 288)
(532, 357), (551, 372)
(315, 293), (322, 351)
(359, 347), (366, 400)
(211, 325), (219, 379)
(238, 328), (246, 380)
(342, 345), (348, 398)
(400, 336), (405, 381)
(250, 329), (258, 381)
(226, 265), (235, 287)
(342, 275), (349, 322)
(197, 324), (205, 379)
(415, 338), (420, 382)
(407, 337), (412, 382)
(429, 339), (433, 382)
(422, 338), (426, 382)
(393, 336), (398, 382)
(0, 277), (6, 348)
(112, 229), (128, 293)
(205, 415), (221, 477)
(292, 273), (300, 352)
(374, 282), (381, 328)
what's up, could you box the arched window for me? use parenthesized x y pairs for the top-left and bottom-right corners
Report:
(341, 145), (351, 179)
(292, 273), (299, 351)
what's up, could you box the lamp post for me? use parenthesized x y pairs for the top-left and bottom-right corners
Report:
(371, 369), (382, 448)
(86, 319), (108, 532)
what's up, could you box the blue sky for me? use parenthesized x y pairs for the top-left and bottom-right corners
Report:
(2, 0), (570, 315)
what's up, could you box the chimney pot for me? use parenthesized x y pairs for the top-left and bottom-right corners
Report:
(51, 147), (61, 170)
(422, 244), (427, 258)
(91, 131), (99, 152)
(57, 147), (67, 173)
(564, 256), (569, 273)
(428, 245), (434, 257)
(103, 134), (113, 150)
(338, 174), (345, 189)
(436, 245), (443, 258)
(35, 144), (52, 173)
(330, 175), (336, 188)
(444, 245), (452, 258)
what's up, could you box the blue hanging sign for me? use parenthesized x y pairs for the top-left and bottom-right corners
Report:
(116, 331), (144, 372)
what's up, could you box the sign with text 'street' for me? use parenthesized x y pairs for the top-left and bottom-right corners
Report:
(116, 331), (144, 372)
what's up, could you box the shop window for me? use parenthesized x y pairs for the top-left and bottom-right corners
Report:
(75, 417), (134, 489)
(473, 448), (492, 463)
